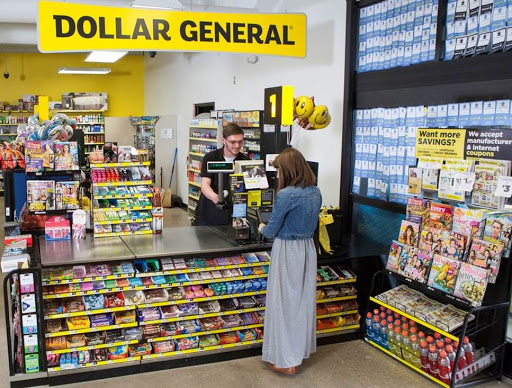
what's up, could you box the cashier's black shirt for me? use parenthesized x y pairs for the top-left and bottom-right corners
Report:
(195, 147), (250, 226)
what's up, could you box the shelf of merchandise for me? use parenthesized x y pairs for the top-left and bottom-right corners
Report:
(84, 131), (105, 135)
(48, 356), (141, 373)
(46, 339), (140, 356)
(188, 115), (221, 221)
(189, 137), (217, 143)
(317, 278), (356, 286)
(316, 310), (359, 319)
(316, 295), (357, 304)
(45, 306), (136, 320)
(43, 273), (134, 286)
(46, 322), (138, 338)
(135, 260), (269, 276)
(95, 206), (153, 212)
(147, 324), (264, 344)
(365, 338), (450, 388)
(90, 159), (154, 237)
(369, 296), (458, 342)
(316, 324), (361, 335)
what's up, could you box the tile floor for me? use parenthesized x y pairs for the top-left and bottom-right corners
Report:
(0, 200), (510, 388)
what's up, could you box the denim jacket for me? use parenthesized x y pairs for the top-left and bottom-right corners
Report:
(261, 185), (322, 240)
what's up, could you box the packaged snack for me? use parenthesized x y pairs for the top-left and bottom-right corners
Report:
(178, 303), (198, 316)
(66, 316), (90, 330)
(316, 304), (328, 316)
(160, 258), (175, 271)
(124, 290), (145, 306)
(80, 282), (93, 292)
(180, 319), (202, 334)
(200, 316), (224, 331)
(218, 332), (240, 345)
(144, 289), (169, 303)
(252, 267), (266, 275)
(138, 308), (161, 322)
(222, 314), (243, 328)
(107, 345), (128, 360)
(45, 336), (67, 350)
(115, 310), (136, 325)
(128, 342), (151, 357)
(161, 322), (180, 336)
(254, 295), (266, 307)
(160, 305), (181, 318)
(123, 327), (142, 341)
(239, 312), (259, 325)
(72, 265), (87, 279)
(91, 349), (107, 362)
(54, 284), (70, 294)
(95, 264), (112, 276)
(241, 253), (259, 263)
(199, 334), (219, 348)
(104, 279), (117, 289)
(44, 300), (62, 315)
(85, 331), (105, 346)
(105, 293), (125, 308)
(129, 277), (143, 287)
(141, 277), (154, 287)
(83, 294), (105, 311)
(90, 313), (114, 328)
(153, 340), (175, 353)
(142, 324), (161, 339)
(238, 328), (260, 342)
(210, 270), (222, 279)
(176, 336), (199, 350)
(172, 258), (187, 269)
(152, 276), (167, 285)
(238, 297), (257, 309)
(106, 329), (124, 343)
(216, 257), (231, 266)
(67, 334), (86, 348)
(68, 283), (81, 292)
(199, 300), (222, 314)
(92, 281), (105, 290)
(206, 258), (218, 267)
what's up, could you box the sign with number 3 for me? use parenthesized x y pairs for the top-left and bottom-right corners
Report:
(494, 176), (512, 198)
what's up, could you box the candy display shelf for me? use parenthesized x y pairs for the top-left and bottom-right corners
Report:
(48, 356), (141, 372)
(90, 161), (153, 238)
(45, 323), (138, 338)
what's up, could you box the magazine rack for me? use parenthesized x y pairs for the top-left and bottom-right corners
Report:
(364, 269), (510, 387)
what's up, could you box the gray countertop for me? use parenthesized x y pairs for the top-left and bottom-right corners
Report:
(39, 226), (271, 266)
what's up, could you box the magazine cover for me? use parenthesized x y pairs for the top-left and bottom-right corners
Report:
(407, 167), (423, 195)
(25, 141), (54, 172)
(397, 220), (420, 246)
(403, 250), (433, 283)
(229, 174), (245, 194)
(454, 262), (489, 307)
(386, 241), (404, 272)
(429, 202), (454, 230)
(483, 213), (512, 256)
(467, 238), (504, 283)
(406, 197), (430, 228)
(439, 230), (470, 260)
(27, 180), (55, 211)
(398, 245), (417, 275)
(419, 228), (435, 253)
(55, 181), (80, 210)
(453, 205), (488, 238)
(427, 254), (460, 294)
(54, 142), (79, 171)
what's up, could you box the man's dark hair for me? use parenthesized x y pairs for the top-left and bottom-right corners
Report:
(223, 123), (244, 139)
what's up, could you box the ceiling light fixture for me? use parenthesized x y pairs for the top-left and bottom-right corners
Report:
(131, 0), (183, 9)
(58, 68), (111, 75)
(85, 51), (128, 63)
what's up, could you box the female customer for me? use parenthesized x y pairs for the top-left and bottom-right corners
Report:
(258, 148), (322, 375)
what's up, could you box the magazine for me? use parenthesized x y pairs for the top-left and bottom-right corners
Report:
(54, 142), (79, 171)
(229, 174), (245, 194)
(483, 212), (512, 257)
(397, 220), (420, 246)
(55, 181), (80, 210)
(27, 180), (55, 211)
(454, 262), (489, 307)
(439, 230), (470, 260)
(471, 160), (509, 210)
(419, 228), (435, 253)
(403, 249), (432, 283)
(386, 241), (404, 272)
(406, 197), (430, 228)
(429, 202), (453, 230)
(467, 238), (504, 283)
(425, 304), (471, 331)
(25, 141), (54, 172)
(397, 245), (417, 275)
(407, 167), (422, 195)
(427, 254), (460, 294)
(452, 205), (488, 238)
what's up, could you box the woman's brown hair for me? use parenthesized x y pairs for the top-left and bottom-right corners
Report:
(273, 148), (316, 191)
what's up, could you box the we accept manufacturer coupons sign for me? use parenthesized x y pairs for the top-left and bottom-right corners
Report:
(37, 1), (307, 57)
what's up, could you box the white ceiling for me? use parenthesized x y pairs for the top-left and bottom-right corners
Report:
(0, 0), (260, 48)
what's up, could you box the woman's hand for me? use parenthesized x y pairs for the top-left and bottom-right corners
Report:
(258, 223), (266, 233)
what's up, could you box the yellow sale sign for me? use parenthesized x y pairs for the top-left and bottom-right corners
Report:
(415, 128), (467, 159)
(38, 1), (307, 57)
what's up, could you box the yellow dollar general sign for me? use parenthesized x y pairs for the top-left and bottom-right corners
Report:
(37, 1), (307, 57)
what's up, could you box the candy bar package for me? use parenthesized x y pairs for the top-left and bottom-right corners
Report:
(160, 305), (181, 319)
(167, 287), (185, 301)
(198, 300), (221, 314)
(238, 328), (262, 342)
(91, 349), (107, 362)
(161, 322), (180, 337)
(218, 332), (240, 345)
(222, 314), (243, 328)
(178, 303), (198, 316)
(179, 319), (202, 334)
(46, 319), (64, 333)
(138, 307), (161, 322)
(241, 252), (259, 263)
(90, 313), (114, 328)
(200, 316), (224, 331)
(160, 258), (175, 271)
(153, 341), (175, 354)
(240, 312), (259, 325)
(85, 331), (106, 346)
(67, 334), (86, 348)
(123, 327), (142, 341)
(175, 336), (199, 350)
(83, 294), (105, 311)
(142, 324), (161, 340)
(217, 298), (238, 311)
(115, 310), (136, 325)
(66, 316), (90, 330)
(199, 334), (219, 348)
(124, 291), (146, 306)
(44, 300), (62, 315)
(238, 296), (257, 309)
(106, 329), (124, 343)
(107, 345), (128, 360)
(45, 336), (67, 351)
(129, 342), (151, 357)
(144, 289), (169, 303)
(63, 297), (85, 313)
(105, 293), (125, 308)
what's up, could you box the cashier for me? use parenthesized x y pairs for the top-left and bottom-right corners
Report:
(194, 123), (250, 226)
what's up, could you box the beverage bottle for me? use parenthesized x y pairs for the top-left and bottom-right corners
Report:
(444, 337), (452, 347)
(401, 330), (412, 362)
(394, 319), (402, 329)
(373, 316), (382, 345)
(409, 327), (417, 338)
(445, 344), (456, 370)
(419, 340), (430, 372)
(409, 320), (417, 329)
(373, 308), (380, 317)
(366, 312), (374, 340)
(387, 323), (396, 354)
(438, 350), (452, 384)
(380, 312), (387, 322)
(428, 344), (439, 377)
(426, 335), (435, 347)
(380, 320), (389, 349)
(418, 331), (426, 341)
(401, 316), (408, 325)
(462, 336), (475, 366)
(401, 323), (409, 332)
(410, 335), (421, 368)
(394, 328), (403, 357)
(387, 315), (394, 325)
(457, 346), (467, 373)
(436, 340), (445, 354)
(434, 332), (444, 344)
(380, 306), (386, 313)
(386, 309), (393, 316)
(394, 312), (401, 320)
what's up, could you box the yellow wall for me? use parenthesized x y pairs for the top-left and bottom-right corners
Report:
(0, 53), (144, 117)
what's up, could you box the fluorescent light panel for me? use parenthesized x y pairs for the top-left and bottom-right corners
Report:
(85, 51), (128, 63)
(58, 68), (111, 75)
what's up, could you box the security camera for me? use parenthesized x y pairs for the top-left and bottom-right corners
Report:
(3, 71), (9, 79)
(148, 51), (157, 58)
